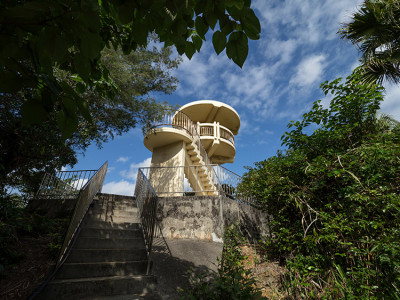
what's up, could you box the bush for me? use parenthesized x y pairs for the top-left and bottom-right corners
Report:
(179, 223), (265, 300)
(239, 74), (400, 298)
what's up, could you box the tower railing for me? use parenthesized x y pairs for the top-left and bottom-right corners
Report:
(146, 109), (211, 165)
(197, 123), (235, 145)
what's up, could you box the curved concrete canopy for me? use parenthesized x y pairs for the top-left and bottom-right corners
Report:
(178, 100), (240, 135)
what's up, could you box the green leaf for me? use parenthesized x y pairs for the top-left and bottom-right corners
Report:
(192, 34), (203, 51)
(62, 97), (77, 117)
(132, 20), (149, 46)
(73, 54), (91, 81)
(176, 43), (186, 55)
(185, 42), (196, 59)
(41, 28), (68, 63)
(76, 82), (86, 94)
(21, 99), (48, 126)
(118, 2), (135, 24)
(226, 31), (248, 67)
(212, 31), (226, 55)
(195, 16), (208, 39)
(81, 31), (103, 59)
(242, 8), (261, 40)
(76, 98), (92, 123)
(204, 12), (218, 29)
(57, 110), (78, 140)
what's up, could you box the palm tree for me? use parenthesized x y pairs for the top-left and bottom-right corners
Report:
(340, 0), (400, 85)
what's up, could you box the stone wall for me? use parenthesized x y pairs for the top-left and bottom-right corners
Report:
(156, 195), (269, 243)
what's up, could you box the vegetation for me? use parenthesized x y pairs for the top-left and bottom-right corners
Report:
(180, 223), (265, 300)
(0, 0), (260, 138)
(239, 73), (400, 298)
(340, 0), (400, 84)
(0, 194), (70, 275)
(1, 43), (179, 196)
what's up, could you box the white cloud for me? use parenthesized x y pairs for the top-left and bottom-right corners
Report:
(102, 180), (135, 196)
(290, 54), (327, 87)
(117, 156), (130, 163)
(107, 166), (116, 173)
(120, 157), (152, 181)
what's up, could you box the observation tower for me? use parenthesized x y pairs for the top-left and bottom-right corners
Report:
(143, 100), (240, 196)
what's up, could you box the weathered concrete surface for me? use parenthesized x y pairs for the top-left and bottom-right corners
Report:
(152, 238), (223, 300)
(156, 195), (269, 243)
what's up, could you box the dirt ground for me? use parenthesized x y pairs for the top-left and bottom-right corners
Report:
(240, 245), (287, 299)
(0, 235), (56, 300)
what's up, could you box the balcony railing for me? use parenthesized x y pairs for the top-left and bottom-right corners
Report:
(220, 127), (235, 144)
(198, 123), (235, 145)
(147, 109), (212, 166)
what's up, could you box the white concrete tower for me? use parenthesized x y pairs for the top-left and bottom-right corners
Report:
(143, 100), (240, 196)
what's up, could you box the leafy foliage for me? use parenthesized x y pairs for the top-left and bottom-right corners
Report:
(239, 73), (400, 298)
(0, 0), (260, 137)
(180, 223), (265, 300)
(340, 0), (400, 84)
(0, 194), (70, 274)
(1, 43), (179, 195)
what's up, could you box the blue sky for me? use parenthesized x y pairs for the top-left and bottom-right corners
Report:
(69, 0), (400, 195)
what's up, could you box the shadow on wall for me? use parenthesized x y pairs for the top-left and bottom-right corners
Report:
(152, 238), (222, 300)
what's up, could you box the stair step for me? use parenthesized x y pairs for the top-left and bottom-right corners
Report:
(91, 206), (139, 214)
(86, 215), (141, 224)
(37, 275), (157, 300)
(80, 293), (162, 300)
(83, 221), (141, 230)
(89, 210), (138, 218)
(74, 237), (146, 250)
(79, 228), (142, 239)
(66, 249), (148, 263)
(56, 261), (149, 279)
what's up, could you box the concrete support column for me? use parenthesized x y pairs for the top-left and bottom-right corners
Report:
(149, 141), (186, 196)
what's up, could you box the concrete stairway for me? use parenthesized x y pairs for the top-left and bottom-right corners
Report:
(185, 141), (216, 195)
(37, 193), (160, 300)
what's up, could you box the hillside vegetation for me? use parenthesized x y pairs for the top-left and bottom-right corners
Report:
(238, 73), (400, 298)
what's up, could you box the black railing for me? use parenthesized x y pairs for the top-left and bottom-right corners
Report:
(36, 169), (97, 199)
(134, 169), (158, 274)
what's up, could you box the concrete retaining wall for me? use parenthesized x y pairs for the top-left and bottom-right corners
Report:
(156, 195), (269, 243)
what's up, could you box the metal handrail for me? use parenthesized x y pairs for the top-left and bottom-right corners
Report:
(56, 161), (108, 266)
(29, 162), (108, 300)
(138, 165), (256, 205)
(36, 169), (97, 199)
(134, 169), (158, 274)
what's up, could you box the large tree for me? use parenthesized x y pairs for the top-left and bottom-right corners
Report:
(0, 43), (180, 195)
(0, 0), (260, 137)
(340, 0), (400, 84)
